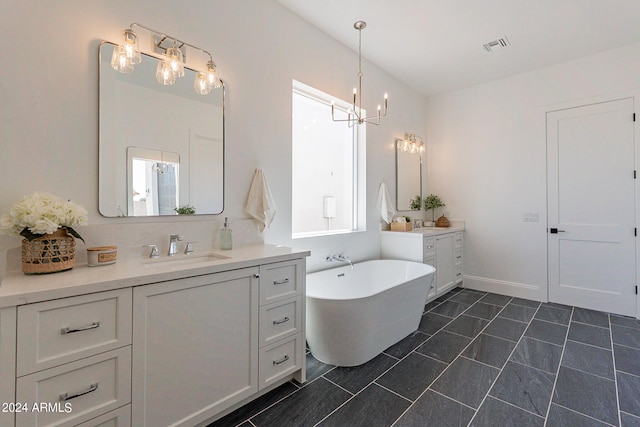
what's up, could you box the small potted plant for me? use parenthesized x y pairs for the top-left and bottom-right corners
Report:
(423, 194), (445, 226)
(174, 205), (196, 215)
(409, 195), (421, 211)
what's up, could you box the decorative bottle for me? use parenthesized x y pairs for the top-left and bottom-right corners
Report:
(220, 217), (233, 250)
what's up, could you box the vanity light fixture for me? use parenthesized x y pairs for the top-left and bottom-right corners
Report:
(111, 23), (222, 94)
(332, 21), (388, 127)
(398, 133), (425, 155)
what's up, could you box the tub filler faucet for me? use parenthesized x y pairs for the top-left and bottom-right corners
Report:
(326, 254), (354, 269)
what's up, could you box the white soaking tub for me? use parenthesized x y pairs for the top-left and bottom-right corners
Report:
(306, 259), (435, 367)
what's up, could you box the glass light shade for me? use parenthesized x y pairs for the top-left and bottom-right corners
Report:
(166, 47), (185, 78)
(194, 72), (211, 95)
(206, 60), (221, 89)
(122, 29), (141, 64)
(110, 45), (134, 73)
(156, 60), (176, 85)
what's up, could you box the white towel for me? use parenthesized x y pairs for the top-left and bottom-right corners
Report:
(376, 182), (396, 224)
(244, 168), (277, 232)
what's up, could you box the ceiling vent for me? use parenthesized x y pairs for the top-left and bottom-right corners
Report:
(483, 36), (510, 52)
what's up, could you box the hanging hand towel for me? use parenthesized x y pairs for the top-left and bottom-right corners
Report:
(376, 182), (396, 224)
(245, 168), (277, 232)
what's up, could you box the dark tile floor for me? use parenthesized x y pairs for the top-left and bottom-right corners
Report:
(209, 287), (640, 427)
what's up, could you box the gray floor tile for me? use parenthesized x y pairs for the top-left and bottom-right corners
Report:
(546, 404), (613, 427)
(450, 290), (485, 305)
(573, 307), (610, 328)
(622, 412), (640, 427)
(490, 361), (555, 417)
(318, 384), (410, 427)
(618, 371), (640, 417)
(484, 316), (528, 342)
(615, 344), (640, 377)
(376, 353), (447, 401)
(510, 337), (563, 374)
(416, 330), (472, 363)
(251, 378), (351, 427)
(430, 300), (470, 318)
(534, 305), (572, 325)
(510, 297), (541, 308)
(552, 366), (618, 425)
(499, 303), (537, 322)
(612, 324), (640, 349)
(479, 293), (512, 306)
(383, 330), (430, 359)
(208, 382), (298, 427)
(418, 312), (452, 335)
(431, 357), (500, 409)
(462, 333), (516, 368)
(465, 302), (503, 320)
(470, 397), (544, 427)
(423, 300), (441, 313)
(568, 322), (612, 349)
(323, 353), (397, 394)
(444, 314), (489, 338)
(305, 353), (335, 383)
(610, 314), (640, 329)
(395, 390), (475, 427)
(524, 319), (568, 346)
(542, 302), (573, 311)
(562, 340), (614, 380)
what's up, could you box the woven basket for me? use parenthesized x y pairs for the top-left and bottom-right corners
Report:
(21, 228), (76, 274)
(436, 215), (450, 228)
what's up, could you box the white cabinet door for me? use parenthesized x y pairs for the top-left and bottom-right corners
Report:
(132, 267), (259, 427)
(435, 235), (454, 295)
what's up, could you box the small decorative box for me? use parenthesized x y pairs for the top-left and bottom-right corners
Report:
(87, 246), (118, 266)
(390, 222), (412, 232)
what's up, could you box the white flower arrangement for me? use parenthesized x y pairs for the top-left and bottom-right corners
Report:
(0, 192), (88, 242)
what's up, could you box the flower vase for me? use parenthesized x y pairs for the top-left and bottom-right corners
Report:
(21, 228), (76, 274)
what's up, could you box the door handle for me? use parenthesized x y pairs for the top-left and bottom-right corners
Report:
(549, 228), (566, 234)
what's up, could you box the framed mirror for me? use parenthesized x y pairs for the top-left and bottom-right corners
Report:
(395, 138), (422, 211)
(98, 42), (224, 217)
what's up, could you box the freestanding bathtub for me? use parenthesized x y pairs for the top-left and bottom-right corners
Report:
(306, 259), (435, 367)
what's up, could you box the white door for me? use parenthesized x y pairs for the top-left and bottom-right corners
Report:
(547, 98), (636, 316)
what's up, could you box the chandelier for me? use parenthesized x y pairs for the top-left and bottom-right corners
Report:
(332, 21), (388, 126)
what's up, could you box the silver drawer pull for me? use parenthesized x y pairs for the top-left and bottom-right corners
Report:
(456, 272), (462, 276)
(426, 245), (434, 249)
(273, 316), (290, 325)
(59, 382), (98, 401)
(456, 255), (462, 259)
(273, 278), (290, 286)
(273, 355), (290, 365)
(60, 321), (100, 335)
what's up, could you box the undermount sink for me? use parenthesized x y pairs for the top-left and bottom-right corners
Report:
(142, 252), (230, 268)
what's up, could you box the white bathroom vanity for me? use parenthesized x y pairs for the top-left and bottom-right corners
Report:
(0, 244), (309, 427)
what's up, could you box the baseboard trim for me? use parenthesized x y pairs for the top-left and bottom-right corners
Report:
(462, 275), (546, 302)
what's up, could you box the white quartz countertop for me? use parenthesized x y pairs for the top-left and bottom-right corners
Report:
(381, 224), (465, 237)
(0, 244), (310, 308)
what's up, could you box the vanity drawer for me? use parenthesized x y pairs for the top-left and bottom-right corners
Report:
(259, 260), (302, 305)
(17, 289), (132, 376)
(454, 232), (464, 249)
(74, 404), (130, 427)
(259, 296), (301, 347)
(455, 265), (464, 283)
(423, 238), (436, 258)
(259, 333), (302, 390)
(16, 347), (131, 427)
(454, 248), (464, 266)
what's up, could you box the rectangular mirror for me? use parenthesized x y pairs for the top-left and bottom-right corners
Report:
(395, 139), (422, 211)
(99, 42), (224, 217)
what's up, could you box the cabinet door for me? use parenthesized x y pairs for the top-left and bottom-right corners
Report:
(435, 235), (455, 295)
(132, 267), (259, 427)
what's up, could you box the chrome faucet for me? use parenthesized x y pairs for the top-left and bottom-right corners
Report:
(168, 234), (183, 256)
(326, 254), (354, 269)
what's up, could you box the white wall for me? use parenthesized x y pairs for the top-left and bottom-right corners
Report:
(426, 41), (640, 301)
(0, 0), (428, 274)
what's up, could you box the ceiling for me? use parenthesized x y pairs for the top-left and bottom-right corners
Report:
(276, 0), (640, 97)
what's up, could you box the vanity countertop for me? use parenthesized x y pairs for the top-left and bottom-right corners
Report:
(381, 222), (465, 238)
(0, 244), (310, 308)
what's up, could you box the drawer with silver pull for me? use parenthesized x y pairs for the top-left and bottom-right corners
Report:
(455, 265), (464, 283)
(454, 248), (464, 266)
(259, 260), (302, 305)
(454, 232), (464, 249)
(258, 333), (302, 390)
(74, 404), (131, 427)
(16, 347), (131, 427)
(17, 288), (132, 376)
(259, 296), (301, 347)
(423, 238), (436, 258)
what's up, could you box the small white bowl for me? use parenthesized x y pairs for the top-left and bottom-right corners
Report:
(87, 246), (117, 266)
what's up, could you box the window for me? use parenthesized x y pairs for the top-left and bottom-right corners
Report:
(291, 80), (366, 238)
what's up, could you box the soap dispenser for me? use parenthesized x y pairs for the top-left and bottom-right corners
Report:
(220, 217), (233, 250)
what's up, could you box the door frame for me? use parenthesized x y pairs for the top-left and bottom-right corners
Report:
(543, 90), (640, 319)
